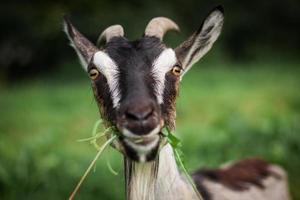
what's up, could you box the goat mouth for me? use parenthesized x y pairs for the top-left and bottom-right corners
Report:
(118, 126), (162, 162)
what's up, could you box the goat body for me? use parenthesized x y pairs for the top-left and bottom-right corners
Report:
(126, 144), (290, 200)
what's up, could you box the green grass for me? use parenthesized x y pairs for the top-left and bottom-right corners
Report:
(0, 62), (300, 199)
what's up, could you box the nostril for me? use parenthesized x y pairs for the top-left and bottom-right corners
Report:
(125, 107), (154, 121)
(144, 108), (154, 119)
(125, 111), (139, 120)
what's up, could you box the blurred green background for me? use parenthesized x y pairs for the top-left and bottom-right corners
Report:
(0, 0), (300, 199)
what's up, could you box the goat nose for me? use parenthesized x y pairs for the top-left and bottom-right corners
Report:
(125, 106), (154, 121)
(119, 101), (159, 136)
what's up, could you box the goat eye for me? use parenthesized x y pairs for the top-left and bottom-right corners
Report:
(171, 65), (182, 76)
(89, 69), (99, 80)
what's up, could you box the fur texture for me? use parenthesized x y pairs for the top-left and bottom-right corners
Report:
(193, 160), (290, 200)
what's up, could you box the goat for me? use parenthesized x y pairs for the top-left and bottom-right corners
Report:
(64, 6), (290, 200)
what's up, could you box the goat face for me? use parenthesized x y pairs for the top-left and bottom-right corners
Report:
(64, 6), (224, 162)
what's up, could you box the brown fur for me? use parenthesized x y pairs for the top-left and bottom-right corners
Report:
(193, 158), (282, 191)
(162, 71), (180, 130)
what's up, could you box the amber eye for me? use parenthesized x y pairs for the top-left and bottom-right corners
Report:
(89, 69), (99, 80)
(171, 65), (183, 76)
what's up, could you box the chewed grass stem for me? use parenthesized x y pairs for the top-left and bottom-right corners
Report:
(106, 157), (118, 176)
(76, 132), (108, 142)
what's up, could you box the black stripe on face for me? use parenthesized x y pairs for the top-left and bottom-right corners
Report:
(104, 36), (165, 105)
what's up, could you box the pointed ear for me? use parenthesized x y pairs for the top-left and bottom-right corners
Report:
(175, 6), (224, 76)
(63, 16), (98, 71)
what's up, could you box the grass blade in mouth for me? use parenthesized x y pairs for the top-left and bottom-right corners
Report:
(76, 132), (108, 142)
(69, 135), (117, 200)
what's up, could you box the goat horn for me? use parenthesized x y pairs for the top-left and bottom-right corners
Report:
(97, 24), (124, 46)
(144, 17), (180, 40)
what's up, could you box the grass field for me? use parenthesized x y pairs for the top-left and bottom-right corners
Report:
(0, 62), (300, 199)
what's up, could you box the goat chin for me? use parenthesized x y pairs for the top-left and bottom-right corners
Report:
(118, 126), (162, 162)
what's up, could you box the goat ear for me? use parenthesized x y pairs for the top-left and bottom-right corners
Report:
(175, 6), (224, 76)
(63, 16), (98, 71)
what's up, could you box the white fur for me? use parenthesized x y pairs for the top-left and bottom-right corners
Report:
(124, 136), (159, 154)
(155, 144), (198, 200)
(127, 144), (198, 200)
(129, 162), (157, 200)
(152, 49), (177, 104)
(93, 51), (121, 108)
